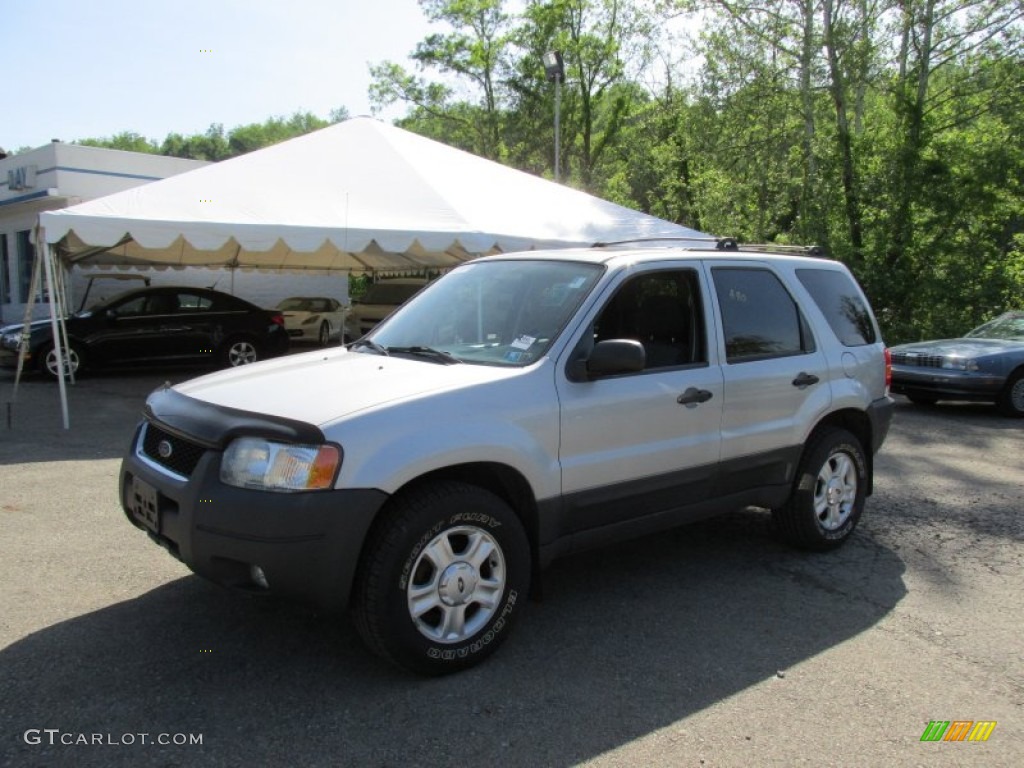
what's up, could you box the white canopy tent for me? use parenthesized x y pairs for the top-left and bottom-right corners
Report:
(39, 116), (708, 272)
(26, 117), (710, 427)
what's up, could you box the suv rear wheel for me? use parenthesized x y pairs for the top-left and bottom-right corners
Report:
(774, 427), (867, 550)
(352, 481), (530, 675)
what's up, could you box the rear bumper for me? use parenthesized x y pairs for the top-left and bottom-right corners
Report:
(868, 395), (895, 454)
(264, 330), (291, 358)
(120, 423), (387, 611)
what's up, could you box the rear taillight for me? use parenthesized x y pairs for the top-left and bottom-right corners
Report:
(270, 312), (285, 327)
(884, 348), (892, 390)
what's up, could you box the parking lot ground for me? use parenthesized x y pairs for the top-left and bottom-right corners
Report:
(1, 369), (1022, 767)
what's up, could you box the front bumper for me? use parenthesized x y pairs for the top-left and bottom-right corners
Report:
(0, 348), (24, 368)
(120, 421), (387, 611)
(891, 366), (1004, 402)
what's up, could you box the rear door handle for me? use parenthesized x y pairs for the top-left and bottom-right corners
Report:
(677, 387), (713, 405)
(792, 372), (820, 388)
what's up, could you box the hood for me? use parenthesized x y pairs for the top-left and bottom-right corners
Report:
(173, 347), (520, 426)
(891, 338), (1024, 357)
(0, 318), (57, 335)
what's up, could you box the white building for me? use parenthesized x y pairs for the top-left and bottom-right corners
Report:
(0, 142), (207, 324)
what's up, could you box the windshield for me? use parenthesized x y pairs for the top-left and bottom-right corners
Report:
(278, 297), (329, 312)
(965, 312), (1024, 340)
(82, 288), (140, 314)
(362, 260), (603, 366)
(360, 282), (425, 305)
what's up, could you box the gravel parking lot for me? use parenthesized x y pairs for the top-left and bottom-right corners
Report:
(1, 368), (1021, 767)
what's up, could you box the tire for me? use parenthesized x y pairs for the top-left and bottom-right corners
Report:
(773, 427), (867, 551)
(318, 321), (331, 347)
(36, 342), (84, 380)
(352, 481), (530, 675)
(996, 370), (1024, 417)
(906, 394), (938, 406)
(220, 337), (260, 367)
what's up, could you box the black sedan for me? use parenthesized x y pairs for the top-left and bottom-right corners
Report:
(0, 286), (290, 379)
(890, 311), (1024, 417)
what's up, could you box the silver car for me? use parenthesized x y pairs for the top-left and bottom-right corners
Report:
(890, 311), (1024, 417)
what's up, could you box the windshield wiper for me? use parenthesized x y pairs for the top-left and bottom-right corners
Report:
(349, 339), (390, 356)
(386, 346), (462, 364)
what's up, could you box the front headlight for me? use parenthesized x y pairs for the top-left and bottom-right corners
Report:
(301, 315), (320, 325)
(941, 358), (980, 371)
(220, 437), (341, 492)
(1, 331), (22, 349)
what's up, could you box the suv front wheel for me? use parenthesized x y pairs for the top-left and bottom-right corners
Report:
(774, 427), (867, 551)
(352, 481), (530, 675)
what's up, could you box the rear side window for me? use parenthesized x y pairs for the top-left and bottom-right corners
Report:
(713, 267), (814, 362)
(796, 268), (876, 346)
(177, 293), (214, 311)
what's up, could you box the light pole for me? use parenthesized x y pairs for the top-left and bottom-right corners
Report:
(542, 50), (564, 182)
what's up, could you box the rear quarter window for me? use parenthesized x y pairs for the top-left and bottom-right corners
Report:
(712, 267), (815, 362)
(796, 268), (876, 346)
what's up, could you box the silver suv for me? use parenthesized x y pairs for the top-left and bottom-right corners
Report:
(120, 244), (893, 675)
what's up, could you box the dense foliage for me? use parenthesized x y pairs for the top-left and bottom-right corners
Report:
(370, 0), (1024, 342)
(76, 109), (349, 161)
(76, 1), (1023, 342)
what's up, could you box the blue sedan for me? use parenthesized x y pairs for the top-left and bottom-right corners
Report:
(890, 311), (1024, 417)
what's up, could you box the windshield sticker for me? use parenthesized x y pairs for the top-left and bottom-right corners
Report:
(511, 335), (536, 350)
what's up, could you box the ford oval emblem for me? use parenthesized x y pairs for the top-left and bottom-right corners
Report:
(157, 440), (174, 459)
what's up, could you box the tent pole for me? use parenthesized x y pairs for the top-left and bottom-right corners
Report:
(38, 225), (70, 429)
(8, 228), (46, 411)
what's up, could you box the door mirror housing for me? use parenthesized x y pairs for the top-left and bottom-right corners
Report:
(568, 339), (646, 381)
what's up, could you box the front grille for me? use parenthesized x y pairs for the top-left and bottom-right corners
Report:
(891, 352), (944, 368)
(141, 423), (207, 478)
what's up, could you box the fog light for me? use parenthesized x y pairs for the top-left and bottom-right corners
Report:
(250, 565), (269, 589)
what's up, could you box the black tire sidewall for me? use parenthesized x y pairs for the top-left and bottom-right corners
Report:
(362, 484), (529, 675)
(319, 322), (330, 346)
(997, 371), (1024, 417)
(785, 428), (867, 548)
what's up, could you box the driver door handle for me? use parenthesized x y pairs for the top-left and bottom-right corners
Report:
(792, 372), (820, 388)
(677, 387), (713, 405)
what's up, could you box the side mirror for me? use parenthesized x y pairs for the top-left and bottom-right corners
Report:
(568, 339), (646, 381)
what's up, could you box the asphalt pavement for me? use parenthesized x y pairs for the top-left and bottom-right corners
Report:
(0, 367), (1021, 767)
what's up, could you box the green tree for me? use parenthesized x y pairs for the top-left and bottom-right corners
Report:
(370, 0), (513, 159)
(76, 131), (159, 153)
(79, 110), (349, 162)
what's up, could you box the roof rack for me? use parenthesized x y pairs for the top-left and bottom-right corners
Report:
(732, 243), (827, 256)
(590, 237), (827, 257)
(591, 236), (721, 248)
